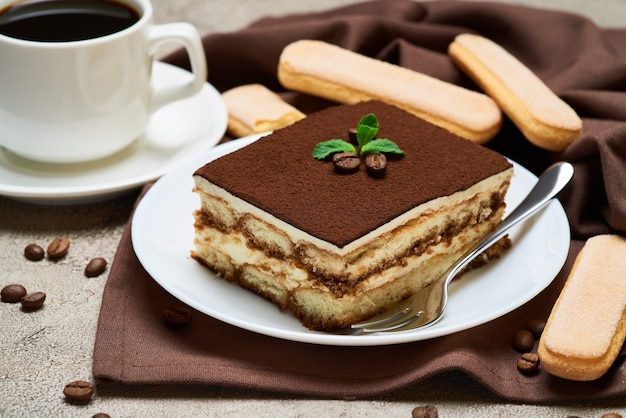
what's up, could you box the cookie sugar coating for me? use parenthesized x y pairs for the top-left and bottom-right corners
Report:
(449, 33), (582, 151)
(538, 235), (626, 381)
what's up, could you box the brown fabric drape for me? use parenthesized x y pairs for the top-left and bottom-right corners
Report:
(93, 0), (626, 401)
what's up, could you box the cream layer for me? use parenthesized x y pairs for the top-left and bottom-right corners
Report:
(193, 168), (512, 282)
(193, 212), (506, 329)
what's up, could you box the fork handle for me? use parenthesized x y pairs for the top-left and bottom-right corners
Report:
(443, 161), (574, 288)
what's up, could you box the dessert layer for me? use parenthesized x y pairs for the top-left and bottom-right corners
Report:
(194, 101), (512, 248)
(193, 210), (511, 330)
(192, 101), (513, 330)
(194, 169), (510, 283)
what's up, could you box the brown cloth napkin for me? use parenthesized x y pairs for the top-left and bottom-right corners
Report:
(93, 0), (626, 401)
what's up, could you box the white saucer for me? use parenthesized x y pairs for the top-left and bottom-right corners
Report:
(0, 61), (227, 205)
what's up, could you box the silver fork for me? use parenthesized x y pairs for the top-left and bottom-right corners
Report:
(350, 161), (574, 334)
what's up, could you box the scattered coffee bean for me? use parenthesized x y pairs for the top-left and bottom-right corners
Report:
(517, 352), (540, 375)
(365, 153), (386, 176)
(1, 284), (27, 303)
(47, 237), (70, 259)
(512, 329), (535, 352)
(92, 414), (111, 418)
(24, 243), (45, 261)
(163, 306), (192, 327)
(20, 291), (46, 310)
(412, 404), (438, 418)
(601, 414), (623, 418)
(85, 257), (108, 277)
(526, 318), (546, 339)
(63, 380), (94, 402)
(332, 152), (360, 173)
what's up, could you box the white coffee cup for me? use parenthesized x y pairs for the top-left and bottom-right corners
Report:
(0, 0), (207, 163)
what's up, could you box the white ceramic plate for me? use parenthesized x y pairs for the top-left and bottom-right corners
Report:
(132, 135), (570, 346)
(0, 62), (227, 204)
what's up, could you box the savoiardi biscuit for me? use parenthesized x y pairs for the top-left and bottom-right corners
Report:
(278, 39), (502, 144)
(222, 83), (305, 137)
(538, 235), (626, 381)
(449, 33), (582, 151)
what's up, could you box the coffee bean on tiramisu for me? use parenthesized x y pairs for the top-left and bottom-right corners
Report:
(332, 152), (360, 173)
(517, 352), (540, 375)
(1, 284), (27, 303)
(512, 329), (534, 352)
(20, 291), (46, 310)
(348, 127), (358, 143)
(84, 257), (107, 277)
(163, 306), (193, 327)
(63, 380), (94, 402)
(526, 318), (546, 339)
(47, 237), (70, 259)
(365, 153), (386, 176)
(24, 243), (45, 261)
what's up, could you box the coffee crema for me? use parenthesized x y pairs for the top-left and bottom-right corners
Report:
(0, 0), (140, 42)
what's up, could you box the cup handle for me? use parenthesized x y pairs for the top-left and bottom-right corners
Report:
(147, 22), (207, 112)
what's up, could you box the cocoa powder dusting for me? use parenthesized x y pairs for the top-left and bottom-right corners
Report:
(195, 101), (511, 247)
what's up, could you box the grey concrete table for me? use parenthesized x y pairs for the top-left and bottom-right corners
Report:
(1, 1), (625, 416)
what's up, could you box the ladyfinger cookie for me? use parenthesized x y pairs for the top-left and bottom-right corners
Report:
(449, 34), (582, 152)
(222, 84), (305, 137)
(538, 235), (626, 381)
(278, 40), (502, 144)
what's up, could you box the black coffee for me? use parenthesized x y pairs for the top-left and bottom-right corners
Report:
(0, 0), (140, 42)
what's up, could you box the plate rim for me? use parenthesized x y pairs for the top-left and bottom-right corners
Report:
(132, 134), (571, 346)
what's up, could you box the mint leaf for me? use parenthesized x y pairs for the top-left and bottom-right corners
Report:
(312, 112), (404, 176)
(356, 113), (379, 148)
(360, 139), (405, 156)
(313, 139), (357, 160)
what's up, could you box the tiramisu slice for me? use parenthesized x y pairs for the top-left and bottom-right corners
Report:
(192, 100), (513, 331)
